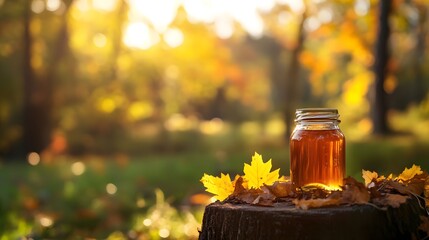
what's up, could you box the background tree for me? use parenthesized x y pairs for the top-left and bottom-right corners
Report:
(371, 0), (391, 135)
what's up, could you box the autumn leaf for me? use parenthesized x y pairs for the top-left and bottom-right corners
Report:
(342, 177), (370, 204)
(397, 164), (423, 182)
(372, 194), (409, 208)
(293, 194), (342, 210)
(265, 181), (294, 198)
(200, 173), (234, 201)
(362, 170), (378, 187)
(243, 152), (280, 189)
(362, 169), (386, 187)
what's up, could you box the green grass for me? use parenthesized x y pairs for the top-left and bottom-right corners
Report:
(0, 137), (428, 239)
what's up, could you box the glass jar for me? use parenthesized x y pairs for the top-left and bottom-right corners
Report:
(290, 108), (345, 189)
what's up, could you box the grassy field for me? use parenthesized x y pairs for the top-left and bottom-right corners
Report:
(0, 136), (428, 239)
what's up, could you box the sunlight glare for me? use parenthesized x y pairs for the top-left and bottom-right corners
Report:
(123, 22), (159, 50)
(276, 0), (305, 13)
(128, 0), (179, 32)
(46, 0), (61, 12)
(235, 10), (264, 38)
(0, 0), (4, 8)
(255, 0), (276, 13)
(163, 28), (184, 48)
(182, 0), (216, 23)
(71, 161), (86, 176)
(28, 152), (41, 166)
(74, 0), (90, 12)
(92, 0), (117, 12)
(214, 16), (234, 39)
(31, 0), (45, 13)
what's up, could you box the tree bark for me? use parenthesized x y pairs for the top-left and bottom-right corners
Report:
(199, 201), (426, 240)
(371, 0), (391, 135)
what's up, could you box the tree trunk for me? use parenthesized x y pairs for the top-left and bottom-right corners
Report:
(412, 3), (427, 104)
(284, 11), (306, 142)
(371, 0), (391, 135)
(199, 201), (426, 240)
(22, 1), (74, 155)
(22, 0), (50, 154)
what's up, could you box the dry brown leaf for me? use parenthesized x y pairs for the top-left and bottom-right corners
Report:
(232, 176), (247, 195)
(342, 177), (370, 204)
(372, 193), (409, 208)
(292, 195), (341, 210)
(251, 192), (276, 207)
(386, 180), (410, 195)
(265, 181), (294, 198)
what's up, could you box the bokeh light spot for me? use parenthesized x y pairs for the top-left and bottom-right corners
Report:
(46, 0), (61, 12)
(123, 22), (159, 50)
(31, 0), (45, 13)
(143, 218), (152, 226)
(71, 161), (86, 176)
(159, 228), (170, 238)
(106, 183), (117, 195)
(164, 28), (184, 48)
(40, 216), (53, 227)
(136, 198), (146, 208)
(93, 33), (107, 48)
(28, 152), (41, 166)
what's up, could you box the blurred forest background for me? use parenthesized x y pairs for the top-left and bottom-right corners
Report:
(1, 0), (429, 239)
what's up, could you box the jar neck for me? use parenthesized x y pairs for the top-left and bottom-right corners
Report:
(294, 108), (341, 130)
(295, 120), (340, 130)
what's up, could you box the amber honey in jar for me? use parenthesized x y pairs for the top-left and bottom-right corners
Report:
(290, 108), (345, 189)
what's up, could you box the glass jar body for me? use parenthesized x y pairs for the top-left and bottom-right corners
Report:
(290, 109), (345, 188)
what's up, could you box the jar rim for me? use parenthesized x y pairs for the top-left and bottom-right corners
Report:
(295, 108), (340, 122)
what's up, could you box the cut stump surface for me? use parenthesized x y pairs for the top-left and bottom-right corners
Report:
(199, 200), (426, 240)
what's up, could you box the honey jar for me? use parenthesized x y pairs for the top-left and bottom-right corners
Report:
(290, 108), (345, 189)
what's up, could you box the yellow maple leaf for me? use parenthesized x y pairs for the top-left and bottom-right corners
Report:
(398, 165), (423, 182)
(243, 152), (280, 189)
(362, 170), (378, 186)
(200, 173), (234, 201)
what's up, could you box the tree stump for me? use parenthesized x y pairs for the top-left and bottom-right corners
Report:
(199, 200), (426, 240)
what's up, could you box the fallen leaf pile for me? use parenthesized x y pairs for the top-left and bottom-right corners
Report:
(201, 153), (429, 210)
(201, 153), (429, 237)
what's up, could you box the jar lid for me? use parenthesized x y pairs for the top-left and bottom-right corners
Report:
(295, 108), (340, 122)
